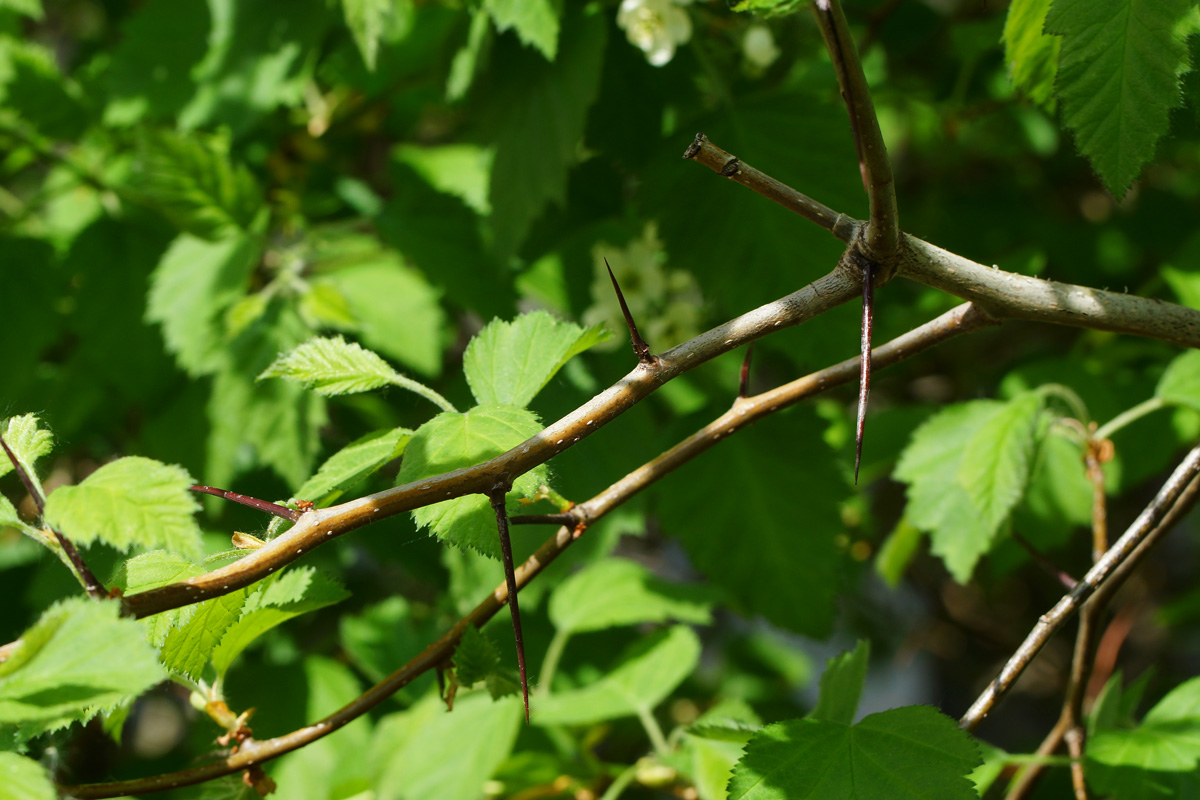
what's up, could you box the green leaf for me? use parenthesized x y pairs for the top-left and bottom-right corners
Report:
(1045, 0), (1196, 196)
(447, 9), (492, 101)
(534, 626), (701, 726)
(0, 415), (53, 491)
(111, 550), (205, 647)
(0, 752), (56, 800)
(896, 401), (1008, 582)
(453, 625), (518, 701)
(342, 0), (392, 70)
(484, 0), (559, 60)
(548, 557), (713, 635)
(211, 567), (350, 679)
(957, 392), (1043, 534)
(810, 641), (869, 726)
(260, 336), (403, 396)
(0, 0), (43, 19)
(728, 706), (981, 800)
(1013, 429), (1093, 551)
(483, 6), (606, 258)
(145, 232), (260, 376)
(160, 585), (249, 679)
(463, 311), (610, 408)
(0, 597), (165, 726)
(374, 693), (523, 800)
(340, 597), (435, 697)
(660, 412), (849, 637)
(1003, 0), (1060, 106)
(1158, 350), (1200, 412)
(295, 427), (412, 506)
(130, 130), (263, 240)
(396, 405), (547, 559)
(43, 457), (203, 559)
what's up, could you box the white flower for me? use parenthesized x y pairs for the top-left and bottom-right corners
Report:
(743, 24), (780, 71)
(617, 0), (693, 68)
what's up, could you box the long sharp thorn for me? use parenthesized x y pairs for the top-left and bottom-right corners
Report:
(190, 485), (301, 521)
(490, 490), (529, 722)
(1, 432), (45, 515)
(738, 342), (755, 399)
(855, 262), (874, 485)
(604, 259), (655, 366)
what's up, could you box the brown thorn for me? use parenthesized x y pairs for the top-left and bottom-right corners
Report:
(1, 431), (45, 515)
(854, 260), (873, 484)
(1011, 530), (1078, 591)
(489, 489), (529, 722)
(604, 259), (656, 366)
(738, 342), (755, 399)
(190, 486), (301, 522)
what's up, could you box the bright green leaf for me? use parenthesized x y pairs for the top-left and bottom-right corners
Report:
(810, 641), (869, 726)
(728, 706), (981, 800)
(295, 427), (412, 507)
(160, 585), (249, 679)
(1045, 0), (1196, 196)
(0, 597), (165, 726)
(1003, 0), (1060, 106)
(0, 415), (52, 493)
(0, 752), (56, 800)
(260, 336), (402, 396)
(43, 457), (203, 559)
(0, 0), (43, 19)
(534, 626), (701, 726)
(111, 550), (205, 647)
(957, 392), (1043, 534)
(485, 0), (559, 60)
(463, 311), (610, 408)
(548, 557), (713, 635)
(342, 0), (392, 70)
(396, 405), (547, 559)
(446, 9), (493, 102)
(1158, 350), (1200, 412)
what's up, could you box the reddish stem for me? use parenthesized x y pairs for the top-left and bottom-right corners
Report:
(190, 486), (301, 522)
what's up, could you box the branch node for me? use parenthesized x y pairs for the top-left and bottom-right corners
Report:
(720, 157), (740, 177)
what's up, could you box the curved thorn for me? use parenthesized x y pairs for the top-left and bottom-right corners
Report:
(489, 490), (529, 722)
(855, 261), (874, 485)
(605, 258), (655, 366)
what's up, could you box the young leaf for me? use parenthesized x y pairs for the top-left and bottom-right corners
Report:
(534, 626), (701, 726)
(211, 567), (350, 679)
(43, 457), (203, 559)
(259, 336), (402, 396)
(1157, 349), (1200, 412)
(0, 752), (56, 800)
(130, 129), (263, 239)
(484, 0), (559, 61)
(0, 414), (53, 483)
(957, 392), (1043, 534)
(295, 426), (412, 506)
(396, 405), (548, 559)
(1003, 0), (1060, 106)
(463, 311), (610, 408)
(1045, 0), (1196, 196)
(160, 586), (250, 679)
(728, 706), (981, 800)
(810, 640), (869, 726)
(111, 550), (206, 646)
(548, 557), (713, 635)
(0, 597), (165, 726)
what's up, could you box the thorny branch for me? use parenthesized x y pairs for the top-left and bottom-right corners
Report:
(60, 302), (989, 798)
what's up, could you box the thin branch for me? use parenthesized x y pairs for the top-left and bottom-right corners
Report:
(1010, 531), (1077, 591)
(510, 512), (580, 527)
(811, 0), (900, 258)
(489, 488), (529, 722)
(960, 441), (1200, 732)
(60, 303), (990, 799)
(190, 486), (301, 522)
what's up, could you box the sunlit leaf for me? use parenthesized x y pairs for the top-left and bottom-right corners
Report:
(548, 557), (713, 635)
(484, 0), (559, 60)
(260, 336), (402, 396)
(295, 427), (412, 506)
(0, 752), (56, 800)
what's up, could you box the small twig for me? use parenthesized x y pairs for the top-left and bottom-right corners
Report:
(1085, 439), (1110, 562)
(490, 488), (529, 723)
(510, 512), (580, 527)
(1003, 716), (1070, 800)
(854, 258), (874, 484)
(190, 486), (301, 522)
(738, 343), (754, 399)
(605, 259), (656, 366)
(960, 442), (1200, 732)
(1, 432), (45, 514)
(1010, 531), (1077, 590)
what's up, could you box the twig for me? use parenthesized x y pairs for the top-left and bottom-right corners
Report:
(489, 488), (529, 723)
(960, 441), (1200, 732)
(510, 512), (580, 527)
(189, 485), (301, 522)
(59, 303), (990, 799)
(811, 0), (899, 258)
(1010, 531), (1076, 591)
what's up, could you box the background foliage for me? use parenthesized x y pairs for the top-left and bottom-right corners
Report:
(2, 0), (1200, 798)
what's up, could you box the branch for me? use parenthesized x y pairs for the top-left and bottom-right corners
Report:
(960, 441), (1200, 732)
(811, 0), (899, 258)
(61, 302), (988, 799)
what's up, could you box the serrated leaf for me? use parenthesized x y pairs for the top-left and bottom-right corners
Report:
(728, 706), (981, 800)
(1157, 350), (1200, 412)
(396, 405), (547, 559)
(485, 0), (559, 60)
(1013, 429), (1093, 551)
(1045, 0), (1196, 196)
(534, 626), (700, 726)
(342, 0), (392, 70)
(295, 427), (411, 506)
(0, 752), (55, 800)
(0, 415), (52, 495)
(160, 586), (249, 679)
(548, 557), (713, 635)
(211, 567), (349, 678)
(0, 597), (165, 726)
(810, 641), (869, 726)
(463, 311), (610, 408)
(111, 550), (205, 647)
(660, 413), (848, 637)
(259, 336), (402, 396)
(43, 457), (203, 559)
(1003, 0), (1060, 106)
(145, 232), (260, 376)
(454, 625), (502, 688)
(957, 392), (1043, 533)
(130, 130), (263, 239)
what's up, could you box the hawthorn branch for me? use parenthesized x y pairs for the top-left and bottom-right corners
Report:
(190, 485), (301, 522)
(60, 302), (988, 798)
(960, 441), (1200, 732)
